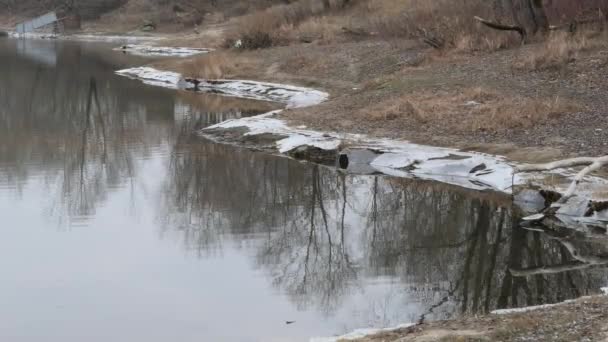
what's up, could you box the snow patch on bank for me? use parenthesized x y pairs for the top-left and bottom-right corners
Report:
(206, 113), (519, 192)
(114, 44), (212, 57)
(491, 301), (576, 315)
(310, 323), (415, 342)
(8, 32), (57, 39)
(115, 67), (329, 108)
(116, 67), (182, 88)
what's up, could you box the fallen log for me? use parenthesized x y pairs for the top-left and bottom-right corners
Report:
(474, 16), (526, 43)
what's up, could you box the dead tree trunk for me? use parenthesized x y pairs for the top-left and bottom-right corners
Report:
(509, 0), (549, 33)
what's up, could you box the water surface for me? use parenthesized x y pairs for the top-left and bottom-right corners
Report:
(1, 38), (607, 342)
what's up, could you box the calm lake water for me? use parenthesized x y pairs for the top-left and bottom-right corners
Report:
(1, 38), (607, 342)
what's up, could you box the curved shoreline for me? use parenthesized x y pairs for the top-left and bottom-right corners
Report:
(116, 66), (608, 341)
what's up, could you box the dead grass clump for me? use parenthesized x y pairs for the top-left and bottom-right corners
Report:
(175, 52), (260, 80)
(226, 0), (352, 49)
(291, 16), (345, 44)
(474, 96), (578, 131)
(154, 51), (261, 80)
(516, 32), (591, 71)
(180, 54), (231, 79)
(355, 88), (581, 133)
(363, 98), (426, 123)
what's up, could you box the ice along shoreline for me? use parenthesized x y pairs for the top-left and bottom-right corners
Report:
(115, 66), (608, 198)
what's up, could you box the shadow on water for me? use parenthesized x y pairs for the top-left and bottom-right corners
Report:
(0, 38), (607, 341)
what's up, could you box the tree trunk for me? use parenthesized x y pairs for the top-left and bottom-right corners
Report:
(493, 0), (549, 33)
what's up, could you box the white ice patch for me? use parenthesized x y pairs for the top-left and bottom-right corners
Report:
(114, 44), (212, 57)
(8, 31), (57, 39)
(277, 134), (341, 153)
(115, 67), (329, 108)
(310, 323), (415, 342)
(7, 32), (163, 43)
(196, 80), (328, 108)
(68, 34), (164, 43)
(206, 113), (521, 192)
(203, 112), (608, 194)
(491, 301), (575, 315)
(116, 67), (182, 89)
(206, 112), (341, 153)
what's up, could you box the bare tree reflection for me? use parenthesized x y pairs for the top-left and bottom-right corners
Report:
(160, 138), (608, 322)
(0, 39), (171, 219)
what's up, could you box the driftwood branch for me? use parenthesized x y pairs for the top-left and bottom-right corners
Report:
(515, 156), (608, 204)
(474, 16), (526, 43)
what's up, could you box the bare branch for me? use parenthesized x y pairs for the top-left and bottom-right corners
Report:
(515, 156), (608, 203)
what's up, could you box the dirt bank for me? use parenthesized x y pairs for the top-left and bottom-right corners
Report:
(152, 31), (608, 164)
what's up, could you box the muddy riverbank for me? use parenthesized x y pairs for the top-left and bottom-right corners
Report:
(338, 295), (608, 342)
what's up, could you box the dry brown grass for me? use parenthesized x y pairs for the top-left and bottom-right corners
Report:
(516, 30), (608, 71)
(155, 52), (257, 80)
(516, 32), (589, 70)
(225, 0), (353, 48)
(225, 0), (522, 51)
(180, 53), (231, 79)
(363, 0), (520, 52)
(357, 87), (581, 132)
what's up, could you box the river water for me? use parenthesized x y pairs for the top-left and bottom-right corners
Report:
(1, 38), (607, 342)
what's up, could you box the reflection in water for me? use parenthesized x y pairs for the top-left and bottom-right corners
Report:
(1, 38), (607, 342)
(163, 126), (608, 325)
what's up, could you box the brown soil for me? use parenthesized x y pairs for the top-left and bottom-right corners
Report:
(352, 295), (608, 342)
